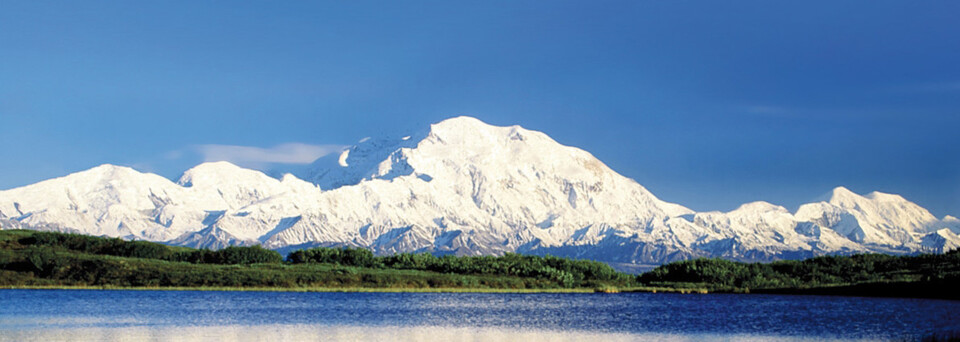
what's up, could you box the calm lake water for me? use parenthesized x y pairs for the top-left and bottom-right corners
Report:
(1, 290), (958, 341)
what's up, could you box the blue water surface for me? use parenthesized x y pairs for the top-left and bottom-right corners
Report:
(1, 290), (957, 340)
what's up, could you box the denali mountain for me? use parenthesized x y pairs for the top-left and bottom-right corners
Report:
(1, 117), (958, 266)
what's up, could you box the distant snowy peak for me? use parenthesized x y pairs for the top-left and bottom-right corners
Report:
(0, 116), (956, 264)
(796, 186), (945, 246)
(920, 229), (960, 253)
(0, 164), (172, 215)
(300, 116), (691, 217)
(730, 201), (790, 215)
(178, 161), (277, 188)
(944, 216), (960, 234)
(298, 130), (422, 190)
(299, 116), (550, 189)
(177, 161), (291, 210)
(301, 116), (574, 185)
(0, 164), (183, 240)
(830, 186), (940, 232)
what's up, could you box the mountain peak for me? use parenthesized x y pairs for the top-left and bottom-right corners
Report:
(184, 161), (244, 172)
(89, 163), (126, 171)
(865, 191), (907, 202)
(831, 186), (858, 198)
(821, 186), (865, 205)
(1, 117), (953, 264)
(42, 164), (156, 188)
(298, 116), (556, 190)
(731, 201), (788, 214)
(179, 161), (243, 179)
(178, 161), (274, 188)
(78, 164), (138, 177)
(429, 116), (511, 134)
(432, 115), (489, 128)
(426, 116), (541, 145)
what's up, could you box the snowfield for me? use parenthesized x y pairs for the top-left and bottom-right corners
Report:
(1, 116), (957, 264)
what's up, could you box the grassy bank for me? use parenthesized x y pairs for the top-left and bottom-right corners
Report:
(0, 284), (602, 293)
(2, 229), (958, 299)
(0, 284), (711, 294)
(0, 230), (635, 291)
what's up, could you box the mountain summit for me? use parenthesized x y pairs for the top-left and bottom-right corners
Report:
(1, 117), (957, 265)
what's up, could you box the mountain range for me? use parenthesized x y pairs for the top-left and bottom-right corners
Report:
(1, 116), (957, 267)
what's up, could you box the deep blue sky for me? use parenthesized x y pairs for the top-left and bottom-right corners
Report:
(1, 1), (958, 217)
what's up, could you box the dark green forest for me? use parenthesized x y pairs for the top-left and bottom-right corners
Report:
(288, 247), (630, 288)
(640, 251), (960, 299)
(24, 231), (283, 265)
(1, 229), (958, 298)
(0, 230), (632, 290)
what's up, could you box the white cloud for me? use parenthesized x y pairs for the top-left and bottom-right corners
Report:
(196, 143), (346, 165)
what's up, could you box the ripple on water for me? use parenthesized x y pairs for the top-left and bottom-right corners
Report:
(1, 290), (957, 341)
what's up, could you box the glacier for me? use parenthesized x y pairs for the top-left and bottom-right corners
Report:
(1, 116), (958, 266)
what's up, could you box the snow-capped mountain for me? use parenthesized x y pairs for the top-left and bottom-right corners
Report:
(1, 116), (957, 265)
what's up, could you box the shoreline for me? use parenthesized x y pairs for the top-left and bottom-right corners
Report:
(6, 285), (957, 301)
(4, 285), (958, 301)
(0, 285), (707, 294)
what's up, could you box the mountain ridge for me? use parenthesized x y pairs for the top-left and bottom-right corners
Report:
(1, 116), (957, 264)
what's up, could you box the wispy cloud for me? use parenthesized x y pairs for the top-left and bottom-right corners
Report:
(195, 143), (346, 165)
(127, 143), (347, 181)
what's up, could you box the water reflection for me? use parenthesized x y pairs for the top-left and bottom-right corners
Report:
(1, 290), (957, 341)
(1, 324), (854, 342)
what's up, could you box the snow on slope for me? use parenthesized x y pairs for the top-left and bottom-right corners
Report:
(684, 201), (866, 261)
(0, 162), (317, 242)
(795, 186), (948, 250)
(1, 116), (957, 264)
(262, 116), (697, 258)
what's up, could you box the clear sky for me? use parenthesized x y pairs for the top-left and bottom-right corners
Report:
(1, 1), (958, 217)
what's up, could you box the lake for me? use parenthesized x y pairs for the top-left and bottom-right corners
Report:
(1, 290), (957, 341)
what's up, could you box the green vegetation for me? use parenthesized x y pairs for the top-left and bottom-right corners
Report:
(2, 229), (957, 299)
(288, 246), (630, 288)
(0, 230), (633, 291)
(22, 231), (283, 265)
(640, 251), (960, 299)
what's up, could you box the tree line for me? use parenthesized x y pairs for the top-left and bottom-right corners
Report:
(8, 230), (959, 294)
(24, 231), (282, 265)
(2, 231), (631, 288)
(288, 247), (631, 287)
(639, 250), (960, 290)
